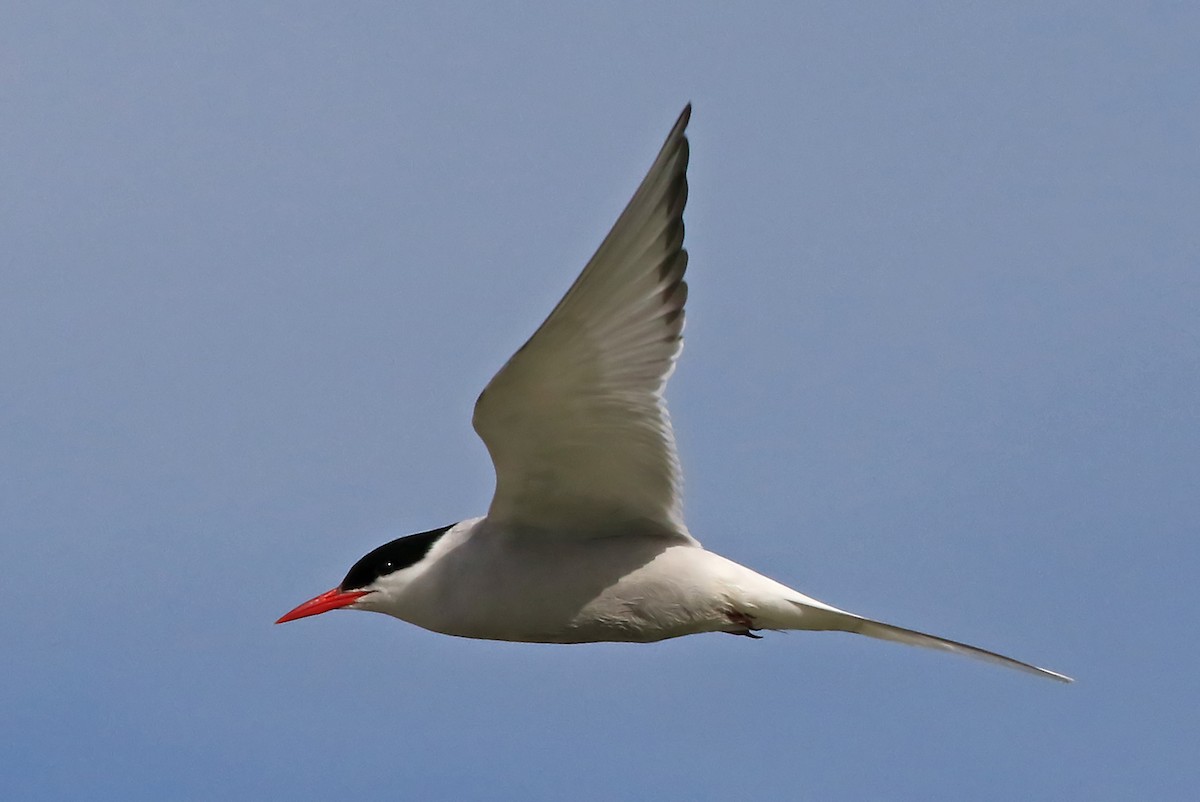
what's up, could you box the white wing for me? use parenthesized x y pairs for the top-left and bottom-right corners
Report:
(473, 106), (693, 538)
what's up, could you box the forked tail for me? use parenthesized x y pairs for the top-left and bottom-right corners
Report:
(790, 601), (1073, 683)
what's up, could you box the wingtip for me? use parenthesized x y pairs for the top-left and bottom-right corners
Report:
(672, 103), (692, 137)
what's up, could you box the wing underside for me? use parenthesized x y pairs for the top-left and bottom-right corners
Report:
(473, 106), (694, 537)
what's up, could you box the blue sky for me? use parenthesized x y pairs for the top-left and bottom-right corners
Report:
(3, 3), (1197, 799)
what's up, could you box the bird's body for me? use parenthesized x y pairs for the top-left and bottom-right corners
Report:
(278, 106), (1071, 684)
(351, 517), (836, 644)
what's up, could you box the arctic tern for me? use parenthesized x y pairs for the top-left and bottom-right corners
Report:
(277, 106), (1071, 683)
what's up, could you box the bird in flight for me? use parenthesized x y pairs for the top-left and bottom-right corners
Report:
(277, 106), (1071, 683)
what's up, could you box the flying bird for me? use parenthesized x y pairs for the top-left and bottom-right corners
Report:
(277, 106), (1071, 683)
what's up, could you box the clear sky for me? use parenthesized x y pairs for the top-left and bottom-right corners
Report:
(3, 3), (1197, 800)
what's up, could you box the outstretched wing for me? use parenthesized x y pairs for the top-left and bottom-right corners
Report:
(473, 106), (693, 538)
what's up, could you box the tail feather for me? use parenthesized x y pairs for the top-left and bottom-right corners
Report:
(782, 599), (1073, 683)
(846, 614), (1073, 683)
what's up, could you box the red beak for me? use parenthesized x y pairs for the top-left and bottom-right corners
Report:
(275, 587), (370, 624)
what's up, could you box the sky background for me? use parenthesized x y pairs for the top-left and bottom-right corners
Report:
(3, 3), (1197, 800)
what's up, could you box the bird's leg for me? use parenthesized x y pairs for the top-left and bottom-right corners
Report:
(724, 609), (763, 639)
